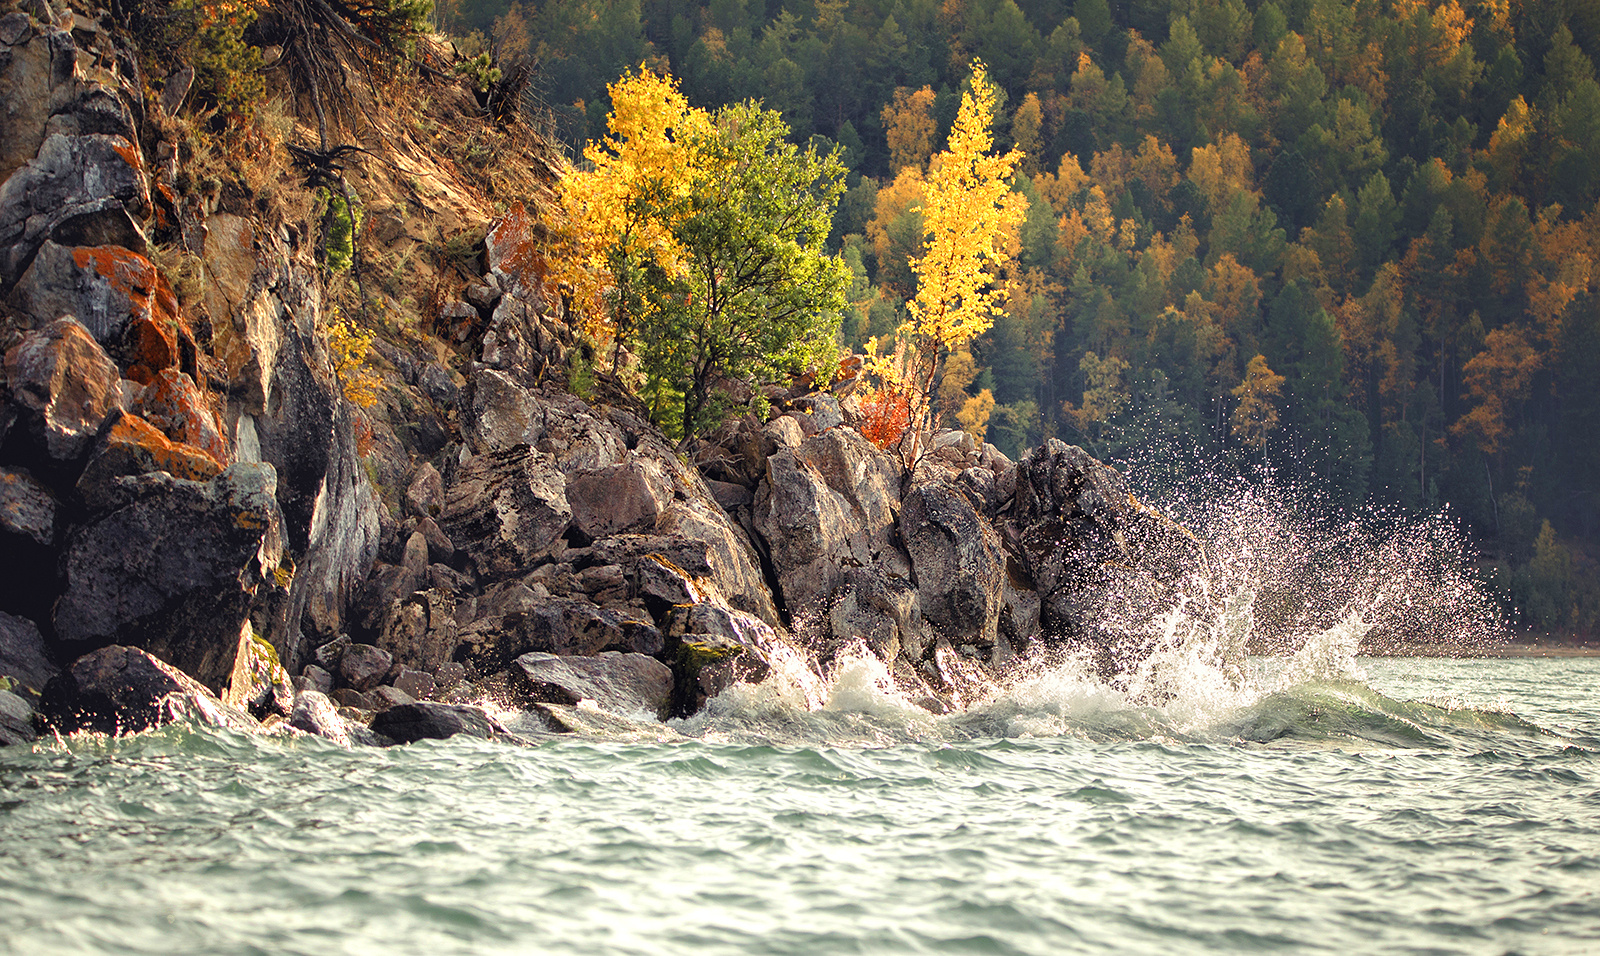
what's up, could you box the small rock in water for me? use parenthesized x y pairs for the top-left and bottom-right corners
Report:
(287, 690), (349, 747)
(512, 651), (673, 720)
(0, 689), (36, 745)
(370, 701), (502, 743)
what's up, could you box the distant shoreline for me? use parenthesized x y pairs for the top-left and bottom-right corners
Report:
(1361, 642), (1600, 659)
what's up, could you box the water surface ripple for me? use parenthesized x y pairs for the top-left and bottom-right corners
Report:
(1, 657), (1596, 956)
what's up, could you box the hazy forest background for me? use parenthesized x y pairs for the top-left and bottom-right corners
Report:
(434, 0), (1600, 639)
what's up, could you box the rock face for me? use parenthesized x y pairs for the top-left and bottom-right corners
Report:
(0, 5), (1207, 744)
(37, 645), (257, 736)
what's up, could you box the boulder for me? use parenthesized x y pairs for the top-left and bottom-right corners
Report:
(76, 412), (225, 511)
(512, 651), (673, 719)
(369, 684), (416, 711)
(901, 481), (1005, 651)
(133, 370), (227, 463)
(793, 426), (908, 576)
(222, 625), (293, 719)
(287, 689), (350, 746)
(827, 568), (926, 663)
(0, 689), (36, 746)
(37, 644), (257, 736)
(10, 243), (182, 376)
(392, 667), (436, 701)
(403, 461), (444, 518)
(413, 515), (455, 564)
(1008, 439), (1199, 647)
(3, 316), (123, 465)
(0, 611), (55, 699)
(371, 701), (504, 744)
(441, 444), (571, 581)
(0, 133), (150, 284)
(337, 643), (393, 692)
(52, 462), (285, 692)
(665, 603), (804, 715)
(0, 464), (54, 545)
(753, 446), (870, 617)
(374, 589), (457, 673)
(567, 457), (673, 540)
(298, 663), (333, 696)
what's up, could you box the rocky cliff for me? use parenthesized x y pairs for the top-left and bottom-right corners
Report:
(0, 0), (1196, 747)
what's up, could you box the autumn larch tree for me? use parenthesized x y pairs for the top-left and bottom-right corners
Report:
(887, 60), (1027, 454)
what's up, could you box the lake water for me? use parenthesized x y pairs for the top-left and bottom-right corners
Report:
(2, 648), (1596, 956)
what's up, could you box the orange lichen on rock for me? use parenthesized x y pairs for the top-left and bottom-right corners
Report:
(136, 369), (229, 465)
(68, 245), (185, 381)
(99, 413), (224, 483)
(486, 203), (552, 295)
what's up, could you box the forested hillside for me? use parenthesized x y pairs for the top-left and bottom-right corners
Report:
(436, 0), (1600, 637)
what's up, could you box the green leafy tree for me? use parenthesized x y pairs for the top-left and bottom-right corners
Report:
(633, 99), (850, 438)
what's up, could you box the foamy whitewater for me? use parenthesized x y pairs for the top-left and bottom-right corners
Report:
(3, 486), (1596, 955)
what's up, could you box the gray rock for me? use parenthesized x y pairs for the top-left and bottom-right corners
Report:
(401, 530), (429, 581)
(0, 688), (36, 746)
(456, 597), (660, 673)
(337, 643), (393, 692)
(414, 516), (455, 564)
(441, 444), (571, 582)
(0, 465), (55, 546)
(10, 241), (174, 345)
(1009, 439), (1200, 653)
(371, 701), (503, 744)
(794, 426), (908, 576)
(827, 568), (927, 662)
(299, 663), (333, 695)
(375, 589), (458, 673)
(53, 463), (286, 692)
(404, 461), (444, 518)
(392, 667), (436, 701)
(37, 644), (257, 736)
(567, 458), (673, 540)
(902, 481), (1005, 651)
(0, 611), (55, 699)
(512, 651), (673, 720)
(0, 22), (77, 185)
(764, 415), (804, 448)
(668, 611), (784, 717)
(0, 133), (151, 284)
(2, 317), (123, 464)
(331, 687), (377, 710)
(370, 684), (416, 711)
(753, 446), (868, 615)
(288, 689), (350, 746)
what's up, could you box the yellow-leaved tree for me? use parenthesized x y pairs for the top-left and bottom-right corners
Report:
(553, 69), (710, 360)
(870, 60), (1027, 459)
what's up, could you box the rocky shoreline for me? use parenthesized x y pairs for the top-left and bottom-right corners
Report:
(0, 0), (1204, 749)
